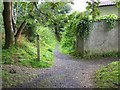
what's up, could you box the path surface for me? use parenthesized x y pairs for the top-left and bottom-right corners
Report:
(15, 47), (117, 88)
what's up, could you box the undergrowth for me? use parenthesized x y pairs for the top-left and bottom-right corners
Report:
(2, 26), (57, 68)
(95, 61), (120, 88)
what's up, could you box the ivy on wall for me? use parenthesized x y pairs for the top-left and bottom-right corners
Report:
(60, 11), (93, 54)
(97, 14), (118, 28)
(60, 12), (118, 54)
(60, 0), (119, 55)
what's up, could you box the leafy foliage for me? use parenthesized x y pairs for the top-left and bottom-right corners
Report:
(14, 2), (71, 42)
(60, 12), (118, 55)
(95, 61), (120, 88)
(2, 26), (57, 68)
(60, 11), (93, 54)
(86, 0), (100, 19)
(116, 1), (120, 8)
(60, 0), (101, 54)
(2, 1), (69, 67)
(98, 14), (118, 28)
(112, 0), (120, 8)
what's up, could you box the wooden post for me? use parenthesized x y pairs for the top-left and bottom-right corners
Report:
(37, 34), (40, 61)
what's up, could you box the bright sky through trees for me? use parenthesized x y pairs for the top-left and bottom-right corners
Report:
(71, 0), (113, 12)
(71, 0), (90, 12)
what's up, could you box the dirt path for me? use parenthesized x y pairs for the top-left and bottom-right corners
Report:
(14, 47), (117, 88)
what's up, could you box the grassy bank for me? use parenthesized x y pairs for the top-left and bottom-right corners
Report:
(2, 26), (57, 87)
(95, 61), (119, 88)
(2, 26), (57, 68)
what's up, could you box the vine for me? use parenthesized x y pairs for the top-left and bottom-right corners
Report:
(60, 0), (100, 54)
(98, 14), (118, 28)
(60, 0), (118, 56)
(60, 13), (118, 54)
(60, 11), (93, 54)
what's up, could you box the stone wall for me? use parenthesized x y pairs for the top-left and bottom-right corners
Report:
(98, 6), (118, 16)
(83, 21), (119, 55)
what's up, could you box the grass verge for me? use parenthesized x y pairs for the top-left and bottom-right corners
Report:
(94, 61), (120, 88)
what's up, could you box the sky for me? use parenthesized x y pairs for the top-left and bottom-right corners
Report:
(71, 0), (111, 12)
(38, 0), (91, 12)
(38, 0), (112, 12)
(71, 0), (90, 12)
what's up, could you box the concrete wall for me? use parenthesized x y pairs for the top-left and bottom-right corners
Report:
(98, 5), (118, 16)
(84, 21), (118, 54)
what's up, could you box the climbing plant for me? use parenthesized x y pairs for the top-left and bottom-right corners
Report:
(86, 0), (100, 20)
(60, 13), (118, 54)
(60, 0), (118, 55)
(60, 11), (93, 54)
(98, 14), (118, 28)
(60, 0), (100, 54)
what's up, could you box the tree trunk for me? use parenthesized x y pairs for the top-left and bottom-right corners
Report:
(55, 26), (61, 42)
(12, 17), (17, 34)
(15, 20), (26, 43)
(12, 2), (18, 34)
(3, 2), (14, 49)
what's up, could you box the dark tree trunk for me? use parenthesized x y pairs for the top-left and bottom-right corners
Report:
(3, 2), (14, 49)
(55, 26), (61, 42)
(15, 20), (26, 43)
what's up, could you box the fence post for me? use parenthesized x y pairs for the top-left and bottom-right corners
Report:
(37, 34), (40, 61)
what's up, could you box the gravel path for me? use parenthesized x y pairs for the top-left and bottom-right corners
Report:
(14, 47), (117, 88)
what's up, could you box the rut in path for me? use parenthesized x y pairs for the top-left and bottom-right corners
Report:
(15, 47), (117, 88)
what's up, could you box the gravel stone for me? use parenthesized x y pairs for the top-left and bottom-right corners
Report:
(3, 47), (118, 88)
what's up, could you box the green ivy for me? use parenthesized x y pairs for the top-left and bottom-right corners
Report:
(98, 14), (118, 28)
(60, 11), (93, 54)
(60, 12), (118, 54)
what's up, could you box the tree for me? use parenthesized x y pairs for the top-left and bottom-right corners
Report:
(3, 2), (14, 49)
(86, 0), (100, 19)
(13, 2), (34, 42)
(3, 2), (35, 48)
(2, 1), (71, 49)
(36, 2), (71, 41)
